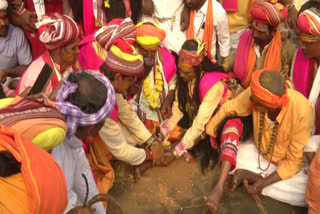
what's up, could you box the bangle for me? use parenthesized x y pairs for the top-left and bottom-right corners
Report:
(17, 8), (26, 16)
(146, 137), (156, 148)
(285, 3), (294, 10)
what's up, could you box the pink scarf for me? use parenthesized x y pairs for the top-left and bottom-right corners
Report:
(160, 47), (176, 84)
(199, 72), (229, 100)
(293, 46), (315, 98)
(233, 29), (253, 84)
(221, 0), (238, 12)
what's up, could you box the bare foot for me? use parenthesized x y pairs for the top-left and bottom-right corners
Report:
(230, 169), (263, 192)
(203, 185), (224, 213)
(133, 160), (152, 183)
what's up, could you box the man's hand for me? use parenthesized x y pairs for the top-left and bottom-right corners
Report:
(150, 141), (165, 166)
(244, 178), (265, 194)
(0, 71), (7, 83)
(10, 9), (37, 32)
(161, 90), (175, 119)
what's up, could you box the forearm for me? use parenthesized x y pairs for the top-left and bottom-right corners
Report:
(262, 171), (282, 188)
(3, 65), (28, 78)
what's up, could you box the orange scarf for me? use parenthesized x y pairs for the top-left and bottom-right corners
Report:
(187, 0), (214, 60)
(243, 29), (282, 88)
(0, 126), (67, 214)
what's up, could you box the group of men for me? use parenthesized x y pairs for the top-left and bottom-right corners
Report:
(0, 0), (320, 214)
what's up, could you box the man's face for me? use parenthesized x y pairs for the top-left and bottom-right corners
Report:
(0, 11), (9, 37)
(252, 21), (273, 46)
(300, 33), (320, 59)
(178, 64), (197, 83)
(117, 75), (134, 94)
(185, 0), (204, 10)
(61, 39), (80, 66)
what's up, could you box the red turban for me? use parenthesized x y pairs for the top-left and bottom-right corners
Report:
(95, 18), (144, 77)
(39, 15), (81, 51)
(250, 70), (289, 109)
(250, 0), (288, 28)
(297, 8), (320, 38)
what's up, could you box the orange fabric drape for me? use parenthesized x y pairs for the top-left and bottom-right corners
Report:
(187, 0), (214, 60)
(0, 126), (67, 214)
(242, 29), (282, 88)
(305, 149), (320, 214)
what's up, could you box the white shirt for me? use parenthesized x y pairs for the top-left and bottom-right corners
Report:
(193, 0), (230, 58)
(51, 136), (105, 214)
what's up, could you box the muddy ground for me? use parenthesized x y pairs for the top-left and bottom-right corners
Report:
(108, 158), (308, 214)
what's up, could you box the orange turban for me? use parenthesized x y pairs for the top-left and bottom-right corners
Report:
(297, 8), (320, 38)
(250, 0), (288, 28)
(0, 126), (67, 214)
(250, 70), (289, 109)
(135, 22), (166, 50)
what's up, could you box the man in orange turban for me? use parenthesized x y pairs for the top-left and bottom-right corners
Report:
(227, 0), (296, 89)
(206, 70), (313, 208)
(0, 125), (68, 214)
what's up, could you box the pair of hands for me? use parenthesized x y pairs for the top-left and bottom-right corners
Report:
(244, 178), (265, 194)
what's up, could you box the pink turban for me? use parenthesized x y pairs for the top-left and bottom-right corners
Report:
(297, 8), (320, 37)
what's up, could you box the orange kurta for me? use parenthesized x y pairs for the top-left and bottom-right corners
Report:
(206, 88), (314, 180)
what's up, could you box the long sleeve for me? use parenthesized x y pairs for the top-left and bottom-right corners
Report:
(167, 90), (184, 130)
(215, 3), (230, 57)
(116, 94), (152, 143)
(182, 81), (225, 149)
(276, 103), (314, 180)
(99, 118), (146, 166)
(206, 87), (253, 137)
(74, 147), (105, 214)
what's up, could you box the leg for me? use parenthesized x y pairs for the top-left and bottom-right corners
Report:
(203, 160), (232, 213)
(230, 169), (263, 192)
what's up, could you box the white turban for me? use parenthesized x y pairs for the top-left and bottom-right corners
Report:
(0, 0), (8, 10)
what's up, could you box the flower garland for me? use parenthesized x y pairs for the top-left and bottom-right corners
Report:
(143, 65), (164, 109)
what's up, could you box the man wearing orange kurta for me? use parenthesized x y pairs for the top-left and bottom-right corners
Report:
(0, 125), (68, 214)
(206, 70), (314, 206)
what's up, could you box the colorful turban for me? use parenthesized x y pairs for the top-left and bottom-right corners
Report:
(0, 0), (7, 10)
(56, 70), (115, 137)
(39, 15), (81, 51)
(250, 70), (289, 109)
(135, 22), (166, 50)
(297, 8), (320, 38)
(250, 0), (288, 28)
(178, 39), (205, 71)
(95, 18), (136, 51)
(95, 18), (144, 77)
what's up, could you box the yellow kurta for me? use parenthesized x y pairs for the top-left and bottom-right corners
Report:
(99, 93), (152, 165)
(206, 88), (314, 180)
(168, 80), (225, 149)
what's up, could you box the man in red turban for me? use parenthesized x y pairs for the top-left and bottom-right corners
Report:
(17, 15), (81, 97)
(206, 70), (313, 209)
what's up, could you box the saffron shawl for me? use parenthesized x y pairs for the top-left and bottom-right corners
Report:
(233, 29), (282, 88)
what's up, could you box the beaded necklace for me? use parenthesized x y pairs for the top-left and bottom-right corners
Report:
(196, 14), (206, 37)
(257, 112), (279, 171)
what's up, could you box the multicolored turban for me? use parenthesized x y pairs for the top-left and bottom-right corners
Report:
(178, 39), (205, 72)
(56, 70), (115, 137)
(250, 0), (288, 28)
(39, 15), (81, 51)
(135, 22), (166, 51)
(0, 0), (8, 10)
(250, 69), (289, 109)
(297, 8), (320, 40)
(95, 18), (144, 77)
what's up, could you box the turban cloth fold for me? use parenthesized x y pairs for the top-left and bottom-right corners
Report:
(178, 39), (205, 71)
(297, 8), (320, 37)
(250, 0), (287, 28)
(95, 18), (145, 77)
(0, 126), (67, 214)
(250, 69), (289, 109)
(135, 22), (166, 50)
(0, 0), (7, 10)
(39, 15), (81, 50)
(56, 70), (115, 137)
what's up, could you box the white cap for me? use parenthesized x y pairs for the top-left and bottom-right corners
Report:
(0, 0), (8, 11)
